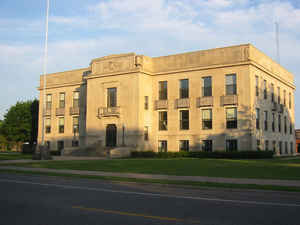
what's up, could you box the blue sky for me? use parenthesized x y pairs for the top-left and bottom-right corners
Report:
(0, 0), (300, 126)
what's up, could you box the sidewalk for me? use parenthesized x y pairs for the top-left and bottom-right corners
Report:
(1, 164), (300, 187)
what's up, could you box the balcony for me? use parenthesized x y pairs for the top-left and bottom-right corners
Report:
(197, 96), (213, 107)
(272, 102), (278, 111)
(69, 107), (80, 115)
(155, 100), (168, 110)
(175, 98), (190, 108)
(43, 108), (51, 117)
(56, 108), (65, 116)
(98, 107), (120, 117)
(220, 95), (238, 106)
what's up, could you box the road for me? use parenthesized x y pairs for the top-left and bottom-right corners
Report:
(0, 173), (299, 225)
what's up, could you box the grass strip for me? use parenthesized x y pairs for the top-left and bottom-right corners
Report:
(1, 168), (300, 193)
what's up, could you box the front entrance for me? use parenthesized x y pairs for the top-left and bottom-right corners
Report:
(106, 124), (117, 147)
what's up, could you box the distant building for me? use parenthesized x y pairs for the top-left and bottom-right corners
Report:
(295, 129), (300, 154)
(38, 44), (295, 155)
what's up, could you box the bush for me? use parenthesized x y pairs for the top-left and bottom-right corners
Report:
(50, 150), (61, 156)
(130, 150), (274, 159)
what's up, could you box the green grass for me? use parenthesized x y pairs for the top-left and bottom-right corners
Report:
(0, 153), (33, 161)
(1, 169), (300, 193)
(5, 157), (300, 180)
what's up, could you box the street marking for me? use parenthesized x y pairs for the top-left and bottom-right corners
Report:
(72, 205), (201, 224)
(1, 178), (300, 208)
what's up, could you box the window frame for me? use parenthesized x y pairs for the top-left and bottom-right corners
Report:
(226, 74), (237, 95)
(179, 79), (189, 99)
(202, 76), (212, 97)
(158, 111), (168, 131)
(159, 81), (168, 100)
(180, 110), (189, 130)
(226, 108), (237, 129)
(202, 108), (212, 130)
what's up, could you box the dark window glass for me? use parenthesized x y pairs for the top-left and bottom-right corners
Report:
(72, 140), (79, 147)
(290, 122), (293, 135)
(255, 76), (259, 97)
(179, 140), (189, 151)
(46, 141), (50, 150)
(73, 92), (79, 108)
(257, 139), (261, 151)
(180, 79), (189, 98)
(159, 81), (168, 100)
(289, 93), (291, 109)
(272, 113), (275, 132)
(202, 77), (212, 97)
(57, 140), (64, 152)
(159, 111), (168, 130)
(202, 109), (212, 129)
(45, 118), (51, 134)
(284, 116), (287, 134)
(277, 87), (280, 104)
(226, 140), (237, 152)
(73, 117), (79, 133)
(283, 90), (286, 106)
(272, 141), (276, 152)
(158, 140), (167, 152)
(226, 74), (236, 95)
(279, 141), (282, 154)
(226, 108), (237, 129)
(256, 108), (260, 129)
(202, 140), (213, 152)
(278, 115), (281, 132)
(144, 126), (149, 141)
(180, 110), (189, 130)
(285, 142), (288, 154)
(107, 88), (117, 107)
(263, 80), (267, 99)
(144, 96), (149, 110)
(59, 117), (64, 133)
(290, 142), (293, 154)
(271, 84), (274, 102)
(264, 111), (268, 131)
(265, 140), (269, 151)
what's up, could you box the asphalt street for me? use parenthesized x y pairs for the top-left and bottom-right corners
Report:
(0, 173), (299, 225)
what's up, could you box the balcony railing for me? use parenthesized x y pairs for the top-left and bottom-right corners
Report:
(98, 107), (120, 117)
(43, 108), (51, 117)
(220, 95), (238, 106)
(197, 96), (213, 107)
(175, 98), (190, 108)
(155, 100), (168, 110)
(69, 107), (80, 115)
(56, 108), (65, 116)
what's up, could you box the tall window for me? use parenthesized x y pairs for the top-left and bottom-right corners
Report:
(73, 91), (79, 108)
(45, 118), (51, 133)
(277, 87), (280, 104)
(179, 140), (189, 151)
(158, 140), (167, 152)
(107, 88), (117, 107)
(284, 116), (287, 134)
(226, 74), (236, 95)
(202, 140), (213, 152)
(256, 108), (260, 129)
(46, 94), (52, 110)
(265, 140), (269, 151)
(272, 113), (275, 132)
(278, 114), (281, 132)
(257, 139), (261, 151)
(180, 79), (189, 98)
(180, 110), (189, 130)
(285, 142), (288, 154)
(290, 122), (293, 135)
(202, 109), (212, 130)
(289, 93), (291, 109)
(226, 108), (237, 129)
(226, 140), (237, 152)
(263, 80), (267, 99)
(144, 126), (149, 141)
(159, 111), (167, 130)
(59, 117), (64, 133)
(255, 76), (259, 96)
(59, 93), (65, 108)
(279, 141), (282, 154)
(271, 83), (274, 102)
(272, 141), (276, 152)
(73, 116), (79, 133)
(283, 90), (286, 106)
(264, 111), (268, 131)
(202, 77), (212, 97)
(144, 96), (149, 110)
(159, 81), (167, 100)
(290, 142), (294, 154)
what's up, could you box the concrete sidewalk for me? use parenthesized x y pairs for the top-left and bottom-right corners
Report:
(1, 165), (300, 188)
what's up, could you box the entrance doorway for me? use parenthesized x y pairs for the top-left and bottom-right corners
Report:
(106, 124), (117, 147)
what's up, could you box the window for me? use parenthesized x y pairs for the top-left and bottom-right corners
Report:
(202, 109), (212, 130)
(285, 142), (288, 154)
(73, 91), (79, 108)
(59, 92), (65, 108)
(265, 140), (269, 151)
(158, 140), (167, 152)
(289, 93), (291, 109)
(144, 96), (149, 110)
(45, 118), (51, 133)
(226, 108), (237, 129)
(257, 139), (261, 151)
(226, 140), (237, 152)
(58, 117), (64, 133)
(283, 90), (286, 106)
(73, 117), (79, 133)
(279, 141), (282, 154)
(159, 111), (167, 130)
(263, 80), (267, 99)
(290, 142), (294, 154)
(180, 79), (189, 98)
(57, 140), (64, 152)
(272, 141), (276, 152)
(256, 108), (260, 129)
(202, 77), (212, 97)
(271, 83), (274, 102)
(278, 114), (281, 132)
(277, 87), (280, 104)
(72, 140), (79, 147)
(159, 81), (168, 100)
(264, 111), (268, 131)
(179, 140), (189, 151)
(46, 94), (52, 110)
(107, 88), (117, 107)
(272, 113), (275, 132)
(284, 116), (287, 134)
(226, 74), (236, 95)
(144, 126), (149, 141)
(255, 76), (259, 96)
(298, 144), (300, 153)
(202, 140), (213, 152)
(46, 141), (50, 150)
(290, 122), (293, 135)
(180, 110), (189, 130)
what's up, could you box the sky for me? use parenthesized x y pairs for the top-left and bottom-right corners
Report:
(0, 0), (300, 125)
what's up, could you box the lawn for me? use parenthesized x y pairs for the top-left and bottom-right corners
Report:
(7, 157), (300, 180)
(0, 152), (33, 161)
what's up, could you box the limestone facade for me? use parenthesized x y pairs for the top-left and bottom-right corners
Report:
(38, 44), (296, 155)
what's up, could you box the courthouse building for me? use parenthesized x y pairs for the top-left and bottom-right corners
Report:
(38, 44), (296, 155)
